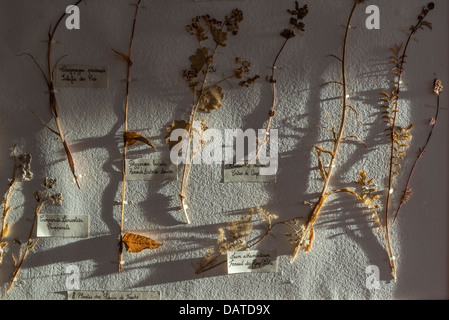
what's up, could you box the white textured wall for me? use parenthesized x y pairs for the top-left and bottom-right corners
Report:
(0, 0), (448, 300)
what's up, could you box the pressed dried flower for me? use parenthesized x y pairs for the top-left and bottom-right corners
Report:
(433, 79), (443, 96)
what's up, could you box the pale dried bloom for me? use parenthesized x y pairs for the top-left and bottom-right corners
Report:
(43, 177), (56, 189)
(433, 79), (443, 96)
(51, 193), (63, 206)
(429, 117), (436, 126)
(17, 154), (33, 181)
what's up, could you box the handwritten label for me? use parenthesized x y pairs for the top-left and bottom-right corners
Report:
(227, 250), (278, 274)
(126, 158), (177, 181)
(223, 163), (276, 183)
(67, 290), (160, 301)
(55, 64), (108, 88)
(37, 214), (89, 238)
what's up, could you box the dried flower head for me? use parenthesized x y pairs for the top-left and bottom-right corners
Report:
(17, 154), (33, 181)
(433, 79), (443, 96)
(43, 177), (56, 190)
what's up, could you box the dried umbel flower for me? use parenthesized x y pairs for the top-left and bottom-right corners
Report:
(433, 79), (443, 96)
(43, 177), (57, 190)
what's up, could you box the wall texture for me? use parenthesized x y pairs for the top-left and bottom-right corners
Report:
(0, 0), (448, 300)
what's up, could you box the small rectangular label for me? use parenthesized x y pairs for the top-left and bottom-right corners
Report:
(126, 158), (177, 181)
(37, 214), (89, 238)
(55, 64), (108, 88)
(67, 290), (160, 300)
(223, 163), (276, 182)
(227, 250), (278, 274)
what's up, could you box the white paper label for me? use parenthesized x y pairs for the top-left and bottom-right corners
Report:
(37, 214), (89, 238)
(55, 64), (108, 88)
(227, 250), (278, 274)
(223, 163), (276, 182)
(67, 290), (160, 300)
(126, 158), (177, 181)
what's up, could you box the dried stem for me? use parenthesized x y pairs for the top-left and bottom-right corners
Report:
(116, 0), (157, 272)
(393, 79), (442, 223)
(383, 3), (434, 280)
(21, 0), (83, 190)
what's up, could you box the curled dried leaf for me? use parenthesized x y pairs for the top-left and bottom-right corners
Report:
(122, 232), (163, 253)
(124, 131), (157, 150)
(211, 28), (228, 47)
(165, 120), (191, 150)
(190, 48), (209, 73)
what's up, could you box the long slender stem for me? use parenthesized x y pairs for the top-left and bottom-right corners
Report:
(393, 89), (441, 224)
(383, 13), (430, 280)
(118, 0), (143, 273)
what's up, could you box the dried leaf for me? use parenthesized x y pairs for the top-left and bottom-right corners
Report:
(112, 49), (133, 66)
(198, 85), (224, 113)
(122, 232), (162, 253)
(124, 131), (157, 150)
(190, 48), (208, 73)
(165, 120), (191, 150)
(280, 29), (295, 39)
(211, 27), (228, 46)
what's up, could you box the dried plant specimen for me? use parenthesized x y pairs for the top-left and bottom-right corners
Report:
(379, 2), (435, 279)
(7, 178), (62, 293)
(393, 79), (443, 223)
(255, 2), (308, 160)
(19, 0), (84, 189)
(194, 207), (278, 274)
(0, 147), (33, 265)
(165, 9), (259, 224)
(114, 0), (159, 273)
(195, 0), (381, 275)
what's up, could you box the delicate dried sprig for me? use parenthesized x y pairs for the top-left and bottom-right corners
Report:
(380, 2), (435, 279)
(1, 147), (33, 265)
(20, 0), (84, 190)
(115, 0), (159, 273)
(194, 207), (279, 274)
(168, 9), (259, 224)
(393, 79), (443, 223)
(7, 178), (62, 293)
(250, 2), (308, 165)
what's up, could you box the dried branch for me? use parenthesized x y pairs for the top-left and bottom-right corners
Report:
(381, 2), (435, 279)
(7, 178), (62, 293)
(0, 147), (33, 265)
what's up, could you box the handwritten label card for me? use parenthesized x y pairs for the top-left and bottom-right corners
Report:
(37, 214), (89, 238)
(223, 163), (276, 183)
(227, 250), (278, 274)
(68, 290), (160, 301)
(55, 64), (108, 88)
(126, 158), (177, 181)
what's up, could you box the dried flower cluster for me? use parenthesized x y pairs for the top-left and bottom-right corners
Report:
(167, 8), (259, 224)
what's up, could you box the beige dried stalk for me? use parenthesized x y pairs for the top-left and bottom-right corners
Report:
(0, 147), (33, 265)
(166, 9), (258, 224)
(20, 0), (84, 190)
(114, 0), (157, 273)
(380, 2), (434, 279)
(7, 178), (62, 293)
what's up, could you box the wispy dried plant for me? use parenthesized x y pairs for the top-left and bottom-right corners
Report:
(19, 0), (84, 190)
(0, 147), (33, 265)
(252, 2), (308, 161)
(7, 178), (62, 293)
(194, 207), (278, 274)
(195, 0), (373, 274)
(379, 2), (435, 279)
(165, 9), (259, 224)
(114, 0), (160, 273)
(393, 79), (443, 223)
